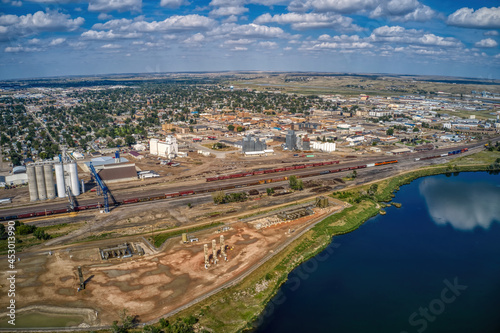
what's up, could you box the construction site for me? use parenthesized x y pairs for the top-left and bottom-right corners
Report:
(0, 195), (344, 328)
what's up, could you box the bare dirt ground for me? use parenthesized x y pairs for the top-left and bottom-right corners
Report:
(0, 203), (342, 327)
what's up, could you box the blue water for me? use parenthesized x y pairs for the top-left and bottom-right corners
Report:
(253, 172), (500, 333)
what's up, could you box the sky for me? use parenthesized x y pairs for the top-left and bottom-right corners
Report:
(0, 0), (499, 80)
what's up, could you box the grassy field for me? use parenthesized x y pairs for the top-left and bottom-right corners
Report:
(0, 222), (84, 255)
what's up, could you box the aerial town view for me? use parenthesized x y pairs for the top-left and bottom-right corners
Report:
(0, 1), (499, 333)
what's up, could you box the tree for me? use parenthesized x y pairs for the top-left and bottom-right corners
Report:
(266, 188), (274, 196)
(125, 135), (135, 146)
(142, 325), (159, 333)
(227, 124), (235, 131)
(289, 175), (303, 190)
(159, 318), (170, 328)
(413, 127), (419, 132)
(386, 128), (394, 136)
(212, 191), (225, 204)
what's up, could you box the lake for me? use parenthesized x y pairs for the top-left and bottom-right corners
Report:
(252, 172), (500, 333)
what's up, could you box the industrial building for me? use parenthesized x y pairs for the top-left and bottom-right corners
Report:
(241, 135), (267, 153)
(98, 163), (138, 183)
(150, 135), (178, 158)
(27, 161), (80, 202)
(297, 135), (311, 150)
(312, 141), (336, 152)
(285, 130), (297, 150)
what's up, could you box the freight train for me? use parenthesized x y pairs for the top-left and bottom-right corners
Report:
(0, 159), (399, 221)
(414, 148), (468, 161)
(206, 160), (341, 182)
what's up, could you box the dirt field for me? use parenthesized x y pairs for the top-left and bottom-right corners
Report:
(0, 203), (341, 327)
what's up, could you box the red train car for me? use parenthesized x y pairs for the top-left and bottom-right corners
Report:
(122, 198), (139, 204)
(179, 190), (194, 196)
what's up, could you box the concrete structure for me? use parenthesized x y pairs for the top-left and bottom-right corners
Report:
(277, 206), (314, 221)
(54, 163), (66, 198)
(35, 165), (47, 201)
(78, 266), (85, 290)
(212, 239), (217, 264)
(297, 136), (310, 150)
(312, 141), (336, 152)
(99, 243), (131, 260)
(220, 235), (226, 259)
(204, 244), (210, 267)
(27, 165), (38, 201)
(315, 196), (329, 208)
(241, 135), (267, 153)
(69, 162), (80, 196)
(285, 130), (297, 150)
(43, 164), (56, 199)
(150, 135), (178, 158)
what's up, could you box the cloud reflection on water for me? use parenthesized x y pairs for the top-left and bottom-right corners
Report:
(419, 177), (500, 231)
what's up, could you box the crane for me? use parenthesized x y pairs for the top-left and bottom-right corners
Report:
(88, 162), (109, 213)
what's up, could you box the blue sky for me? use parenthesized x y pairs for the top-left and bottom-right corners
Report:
(0, 0), (499, 80)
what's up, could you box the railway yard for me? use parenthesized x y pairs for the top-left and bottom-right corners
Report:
(0, 137), (496, 328)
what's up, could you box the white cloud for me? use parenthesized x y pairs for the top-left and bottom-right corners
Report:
(210, 6), (249, 17)
(5, 45), (40, 52)
(49, 37), (65, 45)
(10, 1), (22, 6)
(447, 7), (500, 29)
(288, 0), (436, 22)
(209, 23), (287, 39)
(93, 15), (216, 32)
(231, 46), (247, 51)
(370, 0), (437, 22)
(0, 10), (84, 40)
(160, 0), (190, 9)
(98, 13), (113, 20)
(475, 38), (498, 48)
(81, 29), (141, 39)
(101, 43), (121, 48)
(370, 25), (463, 47)
(484, 30), (499, 36)
(88, 0), (142, 13)
(183, 32), (205, 44)
(254, 12), (362, 31)
(259, 41), (278, 48)
(224, 38), (253, 45)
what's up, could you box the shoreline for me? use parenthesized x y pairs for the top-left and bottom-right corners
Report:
(2, 158), (498, 331)
(176, 162), (496, 333)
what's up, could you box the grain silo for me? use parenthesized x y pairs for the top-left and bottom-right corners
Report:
(69, 162), (80, 196)
(35, 165), (47, 200)
(54, 162), (66, 198)
(27, 165), (38, 201)
(43, 164), (56, 199)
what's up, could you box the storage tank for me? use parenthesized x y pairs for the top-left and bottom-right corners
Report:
(27, 165), (38, 202)
(69, 162), (80, 196)
(43, 164), (56, 199)
(54, 162), (66, 198)
(35, 165), (47, 200)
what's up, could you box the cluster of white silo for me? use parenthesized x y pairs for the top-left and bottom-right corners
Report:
(27, 161), (80, 202)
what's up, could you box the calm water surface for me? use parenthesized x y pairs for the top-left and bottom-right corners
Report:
(253, 172), (500, 333)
